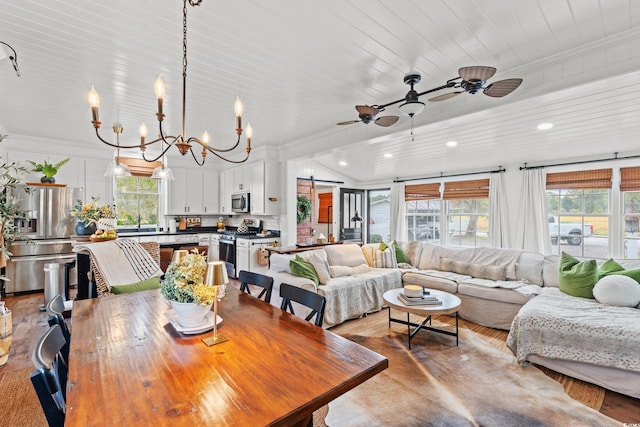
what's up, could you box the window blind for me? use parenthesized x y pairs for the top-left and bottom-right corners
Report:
(546, 168), (612, 190)
(405, 183), (440, 201)
(620, 167), (640, 191)
(442, 179), (489, 200)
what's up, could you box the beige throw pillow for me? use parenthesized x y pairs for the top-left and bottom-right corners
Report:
(373, 247), (397, 268)
(308, 252), (331, 285)
(439, 257), (469, 275)
(467, 263), (506, 281)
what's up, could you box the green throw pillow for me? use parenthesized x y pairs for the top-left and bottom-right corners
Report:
(379, 241), (389, 251)
(110, 276), (161, 294)
(392, 240), (409, 264)
(611, 269), (640, 283)
(289, 255), (319, 287)
(558, 252), (597, 299)
(597, 258), (625, 280)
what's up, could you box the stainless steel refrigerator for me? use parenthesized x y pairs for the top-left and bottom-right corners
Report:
(4, 186), (82, 294)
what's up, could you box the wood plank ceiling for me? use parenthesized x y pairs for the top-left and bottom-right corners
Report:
(0, 0), (639, 183)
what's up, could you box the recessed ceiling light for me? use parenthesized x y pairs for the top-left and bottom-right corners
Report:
(384, 153), (393, 158)
(339, 161), (347, 166)
(446, 141), (457, 147)
(537, 122), (553, 130)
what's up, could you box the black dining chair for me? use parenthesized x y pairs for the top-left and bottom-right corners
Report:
(30, 324), (68, 427)
(46, 295), (71, 349)
(279, 283), (326, 327)
(238, 270), (274, 304)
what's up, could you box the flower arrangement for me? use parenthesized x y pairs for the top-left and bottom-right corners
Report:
(160, 252), (218, 306)
(70, 196), (115, 225)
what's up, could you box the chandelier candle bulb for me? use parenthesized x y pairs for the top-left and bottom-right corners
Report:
(154, 76), (165, 118)
(235, 97), (242, 131)
(246, 124), (252, 150)
(88, 85), (100, 124)
(139, 123), (148, 144)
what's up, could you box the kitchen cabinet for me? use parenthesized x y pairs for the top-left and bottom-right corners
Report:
(219, 169), (234, 214)
(236, 237), (279, 275)
(236, 238), (251, 275)
(168, 168), (219, 214)
(250, 160), (281, 215)
(209, 234), (220, 261)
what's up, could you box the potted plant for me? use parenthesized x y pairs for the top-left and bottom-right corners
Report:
(0, 156), (27, 269)
(160, 251), (221, 327)
(27, 158), (70, 183)
(70, 196), (116, 235)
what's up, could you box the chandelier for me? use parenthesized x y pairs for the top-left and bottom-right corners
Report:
(87, 0), (252, 168)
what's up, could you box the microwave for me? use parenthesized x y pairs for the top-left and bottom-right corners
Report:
(231, 192), (250, 213)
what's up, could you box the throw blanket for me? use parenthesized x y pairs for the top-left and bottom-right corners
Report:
(507, 288), (640, 373)
(74, 239), (162, 289)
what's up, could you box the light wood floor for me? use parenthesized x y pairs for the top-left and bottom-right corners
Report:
(2, 283), (639, 424)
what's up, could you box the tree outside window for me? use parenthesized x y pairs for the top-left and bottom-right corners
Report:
(115, 176), (159, 228)
(446, 199), (489, 248)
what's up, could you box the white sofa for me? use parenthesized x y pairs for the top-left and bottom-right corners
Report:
(267, 243), (402, 327)
(402, 245), (640, 399)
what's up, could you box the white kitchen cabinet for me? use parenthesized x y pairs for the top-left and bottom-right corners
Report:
(219, 168), (234, 214)
(209, 234), (220, 261)
(236, 238), (251, 275)
(250, 160), (280, 215)
(202, 170), (219, 213)
(168, 168), (218, 214)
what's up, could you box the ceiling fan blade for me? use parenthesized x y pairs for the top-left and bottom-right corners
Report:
(459, 66), (496, 82)
(483, 78), (523, 97)
(375, 116), (399, 127)
(336, 119), (360, 126)
(429, 92), (461, 102)
(355, 105), (380, 117)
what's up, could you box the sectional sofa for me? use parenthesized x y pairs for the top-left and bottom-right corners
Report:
(267, 242), (640, 399)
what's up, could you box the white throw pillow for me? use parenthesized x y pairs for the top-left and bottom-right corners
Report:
(593, 275), (640, 307)
(269, 254), (293, 273)
(324, 244), (368, 267)
(308, 252), (331, 285)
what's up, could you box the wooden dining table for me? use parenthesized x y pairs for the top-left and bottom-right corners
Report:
(65, 287), (388, 426)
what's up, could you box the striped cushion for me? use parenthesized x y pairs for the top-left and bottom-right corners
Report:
(372, 247), (397, 268)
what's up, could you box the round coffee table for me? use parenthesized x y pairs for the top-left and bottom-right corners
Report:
(383, 288), (461, 349)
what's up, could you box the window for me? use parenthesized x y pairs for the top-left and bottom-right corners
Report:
(443, 179), (489, 248)
(621, 167), (640, 259)
(405, 183), (441, 243)
(368, 189), (390, 243)
(546, 169), (611, 259)
(115, 176), (160, 228)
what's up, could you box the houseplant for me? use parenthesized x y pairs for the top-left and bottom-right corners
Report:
(0, 156), (27, 269)
(70, 196), (116, 235)
(27, 158), (70, 184)
(160, 251), (219, 327)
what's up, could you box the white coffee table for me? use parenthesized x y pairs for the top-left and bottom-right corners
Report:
(383, 288), (461, 349)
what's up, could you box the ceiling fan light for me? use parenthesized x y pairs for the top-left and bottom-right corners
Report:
(459, 66), (496, 82)
(399, 100), (425, 116)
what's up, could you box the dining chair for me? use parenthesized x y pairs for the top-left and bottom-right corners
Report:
(239, 270), (274, 303)
(45, 295), (71, 357)
(279, 283), (326, 327)
(30, 324), (68, 427)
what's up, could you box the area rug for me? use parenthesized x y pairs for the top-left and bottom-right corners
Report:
(325, 329), (620, 427)
(0, 367), (48, 427)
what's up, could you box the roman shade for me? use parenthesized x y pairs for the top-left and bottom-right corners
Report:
(442, 179), (490, 200)
(318, 193), (332, 223)
(620, 167), (640, 191)
(405, 183), (440, 201)
(116, 157), (161, 177)
(546, 168), (612, 190)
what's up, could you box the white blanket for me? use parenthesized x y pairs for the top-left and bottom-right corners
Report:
(74, 239), (162, 289)
(507, 287), (640, 372)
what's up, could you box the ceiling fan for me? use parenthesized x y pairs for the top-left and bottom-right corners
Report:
(429, 66), (523, 102)
(336, 66), (523, 126)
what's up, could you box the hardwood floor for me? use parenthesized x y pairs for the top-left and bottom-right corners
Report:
(2, 285), (639, 424)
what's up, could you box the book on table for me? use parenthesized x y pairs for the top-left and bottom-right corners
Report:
(398, 293), (442, 306)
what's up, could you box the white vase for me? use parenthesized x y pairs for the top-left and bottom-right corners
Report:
(170, 300), (212, 328)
